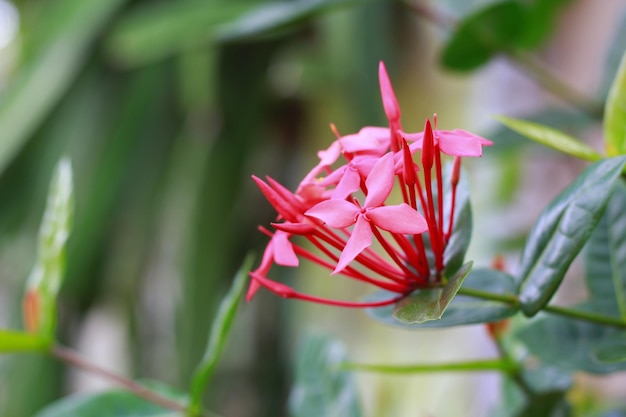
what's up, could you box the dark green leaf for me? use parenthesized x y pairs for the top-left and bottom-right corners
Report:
(0, 0), (127, 175)
(443, 166), (472, 278)
(604, 50), (626, 156)
(0, 330), (51, 353)
(514, 391), (570, 417)
(33, 383), (184, 417)
(516, 308), (626, 373)
(367, 266), (518, 328)
(584, 181), (626, 318)
(440, 2), (527, 71)
(289, 334), (362, 417)
(188, 254), (254, 414)
(25, 159), (74, 338)
(496, 115), (602, 162)
(518, 157), (626, 316)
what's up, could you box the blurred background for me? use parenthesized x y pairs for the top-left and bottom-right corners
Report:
(0, 0), (625, 416)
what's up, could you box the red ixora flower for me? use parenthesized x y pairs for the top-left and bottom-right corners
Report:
(247, 62), (492, 308)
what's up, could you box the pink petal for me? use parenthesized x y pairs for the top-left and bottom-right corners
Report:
(331, 164), (361, 200)
(367, 204), (428, 234)
(272, 232), (299, 267)
(317, 140), (342, 165)
(334, 215), (372, 273)
(378, 61), (401, 123)
(340, 127), (390, 154)
(364, 153), (394, 208)
(305, 199), (359, 228)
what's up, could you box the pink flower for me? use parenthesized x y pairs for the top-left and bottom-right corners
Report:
(247, 61), (491, 308)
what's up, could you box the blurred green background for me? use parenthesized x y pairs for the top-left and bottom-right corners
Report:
(0, 0), (625, 416)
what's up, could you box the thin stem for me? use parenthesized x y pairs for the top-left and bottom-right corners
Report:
(456, 287), (521, 306)
(50, 345), (195, 415)
(342, 358), (514, 374)
(543, 305), (626, 329)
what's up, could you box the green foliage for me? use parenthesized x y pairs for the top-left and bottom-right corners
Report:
(517, 157), (626, 316)
(516, 309), (626, 373)
(0, 0), (127, 176)
(440, 0), (572, 71)
(32, 383), (184, 417)
(367, 266), (518, 328)
(584, 181), (626, 318)
(391, 262), (472, 324)
(289, 334), (362, 417)
(25, 158), (74, 339)
(496, 116), (602, 162)
(188, 254), (254, 414)
(443, 166), (473, 277)
(604, 50), (626, 156)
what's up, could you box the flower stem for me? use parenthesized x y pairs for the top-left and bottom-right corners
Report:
(342, 358), (514, 373)
(50, 345), (220, 417)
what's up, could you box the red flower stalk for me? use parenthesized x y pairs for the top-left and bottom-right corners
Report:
(247, 62), (492, 307)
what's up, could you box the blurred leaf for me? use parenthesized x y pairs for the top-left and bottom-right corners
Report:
(604, 50), (626, 156)
(585, 181), (626, 318)
(0, 0), (127, 176)
(33, 383), (184, 417)
(289, 334), (362, 417)
(107, 0), (360, 67)
(24, 158), (74, 338)
(367, 267), (518, 328)
(514, 391), (570, 417)
(441, 1), (526, 71)
(516, 307), (626, 373)
(0, 330), (50, 353)
(188, 254), (254, 414)
(593, 333), (626, 364)
(516, 0), (573, 49)
(386, 262), (472, 324)
(518, 157), (626, 316)
(496, 116), (602, 161)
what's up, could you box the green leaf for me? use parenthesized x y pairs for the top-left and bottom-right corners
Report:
(188, 254), (254, 414)
(584, 181), (626, 318)
(289, 334), (362, 417)
(515, 0), (573, 49)
(440, 2), (526, 71)
(599, 10), (626, 99)
(25, 158), (74, 338)
(593, 338), (626, 364)
(496, 115), (602, 161)
(443, 166), (472, 278)
(367, 266), (518, 328)
(604, 50), (626, 156)
(0, 330), (51, 353)
(516, 307), (626, 373)
(107, 0), (359, 67)
(0, 0), (127, 176)
(33, 383), (184, 417)
(518, 157), (626, 316)
(392, 262), (472, 324)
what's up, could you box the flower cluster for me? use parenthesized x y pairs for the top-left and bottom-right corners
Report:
(247, 62), (492, 307)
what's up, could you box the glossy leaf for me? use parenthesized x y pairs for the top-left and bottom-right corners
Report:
(24, 159), (74, 338)
(0, 330), (51, 353)
(188, 254), (254, 414)
(518, 157), (626, 316)
(516, 307), (626, 373)
(0, 0), (127, 175)
(496, 115), (602, 162)
(584, 181), (626, 318)
(33, 383), (184, 417)
(441, 2), (526, 71)
(289, 334), (362, 417)
(604, 50), (626, 156)
(367, 266), (518, 328)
